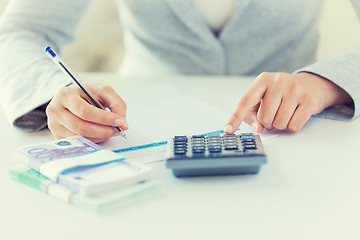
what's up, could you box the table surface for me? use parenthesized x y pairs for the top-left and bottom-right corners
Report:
(1, 73), (360, 240)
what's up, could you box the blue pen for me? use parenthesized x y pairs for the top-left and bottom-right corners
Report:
(45, 46), (127, 139)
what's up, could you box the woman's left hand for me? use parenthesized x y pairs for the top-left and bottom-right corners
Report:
(224, 72), (352, 134)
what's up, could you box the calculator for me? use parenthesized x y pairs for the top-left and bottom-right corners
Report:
(165, 133), (267, 177)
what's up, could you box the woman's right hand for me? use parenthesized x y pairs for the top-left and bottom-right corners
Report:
(46, 82), (128, 143)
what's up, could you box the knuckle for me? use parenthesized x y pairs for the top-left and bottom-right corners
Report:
(100, 85), (114, 93)
(274, 73), (289, 86)
(232, 112), (241, 120)
(273, 120), (287, 130)
(47, 119), (55, 132)
(45, 104), (55, 117)
(303, 93), (317, 106)
(257, 113), (272, 127)
(58, 86), (73, 98)
(112, 101), (127, 113)
(239, 95), (252, 106)
(288, 124), (300, 132)
(289, 84), (303, 96)
(76, 123), (89, 136)
(121, 101), (127, 111)
(78, 105), (91, 119)
(104, 128), (115, 139)
(258, 72), (271, 81)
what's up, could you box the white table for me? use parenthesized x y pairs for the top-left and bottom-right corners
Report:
(1, 73), (360, 240)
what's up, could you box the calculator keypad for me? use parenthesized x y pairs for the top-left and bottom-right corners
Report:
(166, 133), (267, 177)
(171, 133), (262, 157)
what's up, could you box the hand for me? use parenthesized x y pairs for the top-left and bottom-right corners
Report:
(224, 72), (352, 134)
(46, 83), (128, 143)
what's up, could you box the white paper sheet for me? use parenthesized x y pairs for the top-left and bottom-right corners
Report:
(99, 84), (271, 164)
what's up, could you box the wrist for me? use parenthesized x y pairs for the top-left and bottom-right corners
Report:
(296, 72), (352, 109)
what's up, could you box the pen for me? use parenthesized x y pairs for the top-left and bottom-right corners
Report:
(45, 46), (127, 139)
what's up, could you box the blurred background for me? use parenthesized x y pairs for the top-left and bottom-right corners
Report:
(0, 0), (359, 73)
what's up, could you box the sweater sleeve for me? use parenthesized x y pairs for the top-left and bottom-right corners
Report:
(0, 0), (91, 131)
(296, 48), (360, 121)
(295, 0), (360, 121)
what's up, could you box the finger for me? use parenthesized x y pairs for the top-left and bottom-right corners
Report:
(93, 86), (127, 117)
(87, 85), (129, 129)
(64, 92), (125, 128)
(288, 103), (313, 132)
(257, 88), (282, 130)
(243, 103), (264, 133)
(57, 108), (116, 139)
(225, 74), (269, 134)
(52, 123), (77, 139)
(91, 85), (128, 128)
(244, 111), (264, 133)
(272, 97), (299, 130)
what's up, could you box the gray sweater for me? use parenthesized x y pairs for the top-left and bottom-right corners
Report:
(0, 0), (359, 131)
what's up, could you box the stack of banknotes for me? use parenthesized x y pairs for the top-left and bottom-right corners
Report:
(10, 135), (158, 212)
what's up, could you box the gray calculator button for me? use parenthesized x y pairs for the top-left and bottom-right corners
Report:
(174, 150), (187, 155)
(208, 136), (221, 140)
(192, 135), (205, 138)
(225, 145), (238, 150)
(243, 144), (257, 149)
(174, 136), (187, 142)
(192, 149), (205, 154)
(209, 148), (222, 153)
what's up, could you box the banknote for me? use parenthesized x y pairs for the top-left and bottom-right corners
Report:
(13, 136), (152, 196)
(15, 135), (102, 171)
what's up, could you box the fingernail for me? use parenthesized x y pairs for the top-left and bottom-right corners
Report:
(123, 119), (129, 129)
(251, 122), (259, 132)
(224, 124), (233, 133)
(115, 118), (125, 126)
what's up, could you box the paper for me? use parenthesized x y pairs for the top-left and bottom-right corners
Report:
(99, 84), (271, 164)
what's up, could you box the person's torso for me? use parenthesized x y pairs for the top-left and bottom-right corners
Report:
(117, 0), (324, 76)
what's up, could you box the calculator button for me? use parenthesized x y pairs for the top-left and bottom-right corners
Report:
(174, 145), (187, 150)
(209, 147), (222, 153)
(174, 136), (188, 142)
(240, 134), (255, 140)
(192, 143), (205, 147)
(192, 149), (206, 154)
(174, 150), (187, 155)
(243, 142), (256, 147)
(208, 143), (221, 147)
(243, 144), (257, 149)
(207, 135), (221, 139)
(209, 149), (222, 153)
(225, 145), (238, 150)
(192, 135), (205, 138)
(208, 142), (221, 147)
(208, 134), (220, 137)
(224, 135), (237, 140)
(192, 146), (205, 150)
(174, 142), (187, 146)
(192, 138), (205, 142)
(243, 141), (256, 145)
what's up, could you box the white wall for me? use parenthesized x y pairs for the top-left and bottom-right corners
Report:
(0, 0), (359, 72)
(317, 0), (360, 60)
